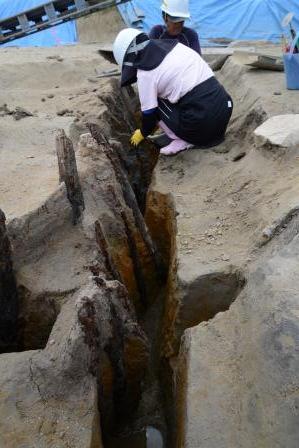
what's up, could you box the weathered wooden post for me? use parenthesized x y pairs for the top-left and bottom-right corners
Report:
(56, 129), (85, 224)
(87, 123), (166, 282)
(0, 209), (18, 353)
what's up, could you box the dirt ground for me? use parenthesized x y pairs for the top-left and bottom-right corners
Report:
(148, 53), (299, 277)
(2, 41), (299, 286)
(1, 38), (299, 448)
(0, 44), (112, 220)
(0, 41), (294, 223)
(140, 49), (299, 448)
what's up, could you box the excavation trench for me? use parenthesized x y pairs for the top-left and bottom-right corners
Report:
(86, 83), (247, 446)
(0, 75), (248, 448)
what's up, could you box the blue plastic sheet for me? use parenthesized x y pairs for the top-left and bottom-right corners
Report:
(2, 0), (299, 47)
(118, 0), (299, 46)
(283, 31), (299, 89)
(0, 0), (77, 47)
(119, 2), (144, 29)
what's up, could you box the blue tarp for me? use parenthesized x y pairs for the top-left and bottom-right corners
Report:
(0, 0), (77, 46)
(118, 0), (299, 46)
(1, 0), (299, 47)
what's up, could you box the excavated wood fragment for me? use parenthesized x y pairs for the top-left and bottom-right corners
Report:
(0, 208), (18, 353)
(0, 280), (149, 447)
(56, 129), (85, 224)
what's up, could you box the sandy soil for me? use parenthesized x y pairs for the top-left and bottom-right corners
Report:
(1, 41), (297, 273)
(148, 53), (299, 281)
(1, 38), (299, 448)
(0, 44), (114, 220)
(1, 40), (292, 222)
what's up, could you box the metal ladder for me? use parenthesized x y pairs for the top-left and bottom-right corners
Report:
(0, 0), (131, 45)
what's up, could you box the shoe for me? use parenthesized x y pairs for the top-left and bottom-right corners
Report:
(160, 139), (192, 156)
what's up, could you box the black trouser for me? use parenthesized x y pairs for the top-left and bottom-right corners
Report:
(158, 77), (233, 147)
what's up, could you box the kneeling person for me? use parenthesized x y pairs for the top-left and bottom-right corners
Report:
(113, 29), (233, 156)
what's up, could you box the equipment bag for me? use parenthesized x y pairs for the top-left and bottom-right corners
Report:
(283, 31), (299, 90)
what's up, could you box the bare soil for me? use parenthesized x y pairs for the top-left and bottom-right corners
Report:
(0, 44), (113, 220)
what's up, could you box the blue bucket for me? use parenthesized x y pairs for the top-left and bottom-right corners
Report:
(283, 32), (299, 90)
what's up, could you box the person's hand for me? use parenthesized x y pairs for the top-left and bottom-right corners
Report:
(130, 129), (144, 147)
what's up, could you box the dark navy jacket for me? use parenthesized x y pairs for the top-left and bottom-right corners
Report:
(149, 25), (201, 54)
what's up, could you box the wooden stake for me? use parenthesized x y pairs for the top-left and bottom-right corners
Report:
(95, 220), (121, 281)
(56, 129), (85, 224)
(87, 123), (166, 282)
(0, 209), (18, 353)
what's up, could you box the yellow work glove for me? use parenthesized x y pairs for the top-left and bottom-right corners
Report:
(130, 129), (144, 147)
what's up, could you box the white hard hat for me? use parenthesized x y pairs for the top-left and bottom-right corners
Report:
(161, 0), (190, 19)
(113, 28), (144, 68)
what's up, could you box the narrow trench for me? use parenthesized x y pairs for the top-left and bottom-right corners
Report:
(89, 89), (169, 447)
(1, 209), (63, 354)
(97, 86), (247, 447)
(104, 289), (167, 448)
(143, 189), (247, 447)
